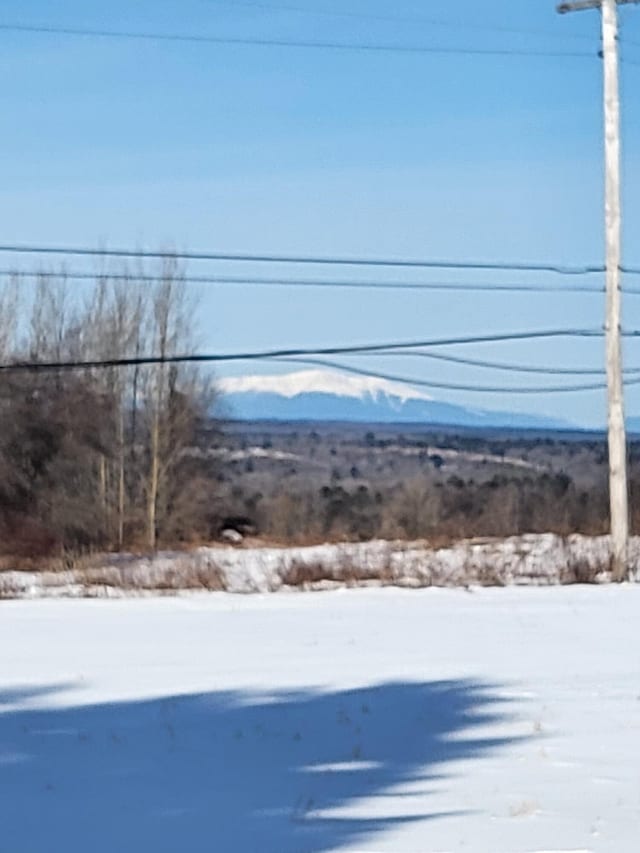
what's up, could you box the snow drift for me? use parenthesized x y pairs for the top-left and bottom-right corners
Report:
(1, 533), (638, 599)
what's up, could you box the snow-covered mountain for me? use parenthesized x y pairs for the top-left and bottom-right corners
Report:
(219, 369), (571, 429)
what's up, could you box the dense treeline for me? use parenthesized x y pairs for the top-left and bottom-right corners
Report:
(213, 425), (640, 545)
(0, 262), (216, 558)
(250, 473), (611, 543)
(221, 472), (610, 544)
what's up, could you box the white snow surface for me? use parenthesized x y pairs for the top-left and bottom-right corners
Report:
(218, 368), (433, 403)
(1, 585), (639, 852)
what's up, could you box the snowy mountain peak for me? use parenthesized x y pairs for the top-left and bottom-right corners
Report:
(218, 369), (433, 404)
(219, 368), (572, 429)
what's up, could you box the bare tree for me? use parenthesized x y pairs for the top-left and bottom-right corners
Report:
(0, 275), (20, 360)
(0, 254), (218, 558)
(139, 260), (212, 548)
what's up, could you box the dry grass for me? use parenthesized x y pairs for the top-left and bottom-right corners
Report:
(560, 558), (608, 585)
(280, 553), (393, 590)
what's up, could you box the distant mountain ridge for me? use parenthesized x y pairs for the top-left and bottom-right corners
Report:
(219, 369), (572, 430)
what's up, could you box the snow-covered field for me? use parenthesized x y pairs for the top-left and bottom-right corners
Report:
(1, 586), (638, 852)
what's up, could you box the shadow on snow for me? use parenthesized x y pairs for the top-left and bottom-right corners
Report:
(0, 679), (519, 852)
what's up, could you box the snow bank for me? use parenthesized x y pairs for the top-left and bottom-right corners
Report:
(1, 533), (639, 599)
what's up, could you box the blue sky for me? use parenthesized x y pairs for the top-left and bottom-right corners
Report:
(1, 0), (640, 426)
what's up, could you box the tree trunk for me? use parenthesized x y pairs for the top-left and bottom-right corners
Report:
(117, 408), (125, 549)
(147, 411), (160, 550)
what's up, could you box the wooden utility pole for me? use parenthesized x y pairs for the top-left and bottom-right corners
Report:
(558, 0), (639, 581)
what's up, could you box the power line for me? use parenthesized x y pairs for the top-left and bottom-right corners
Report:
(0, 22), (597, 59)
(8, 267), (638, 295)
(273, 355), (640, 394)
(0, 328), (611, 375)
(0, 244), (619, 275)
(205, 0), (598, 42)
(8, 343), (640, 393)
(9, 329), (640, 393)
(0, 350), (619, 394)
(353, 348), (640, 376)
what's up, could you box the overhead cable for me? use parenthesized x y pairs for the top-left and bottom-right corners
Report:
(205, 0), (598, 42)
(0, 244), (621, 275)
(273, 356), (640, 394)
(0, 328), (610, 375)
(5, 267), (632, 295)
(353, 348), (640, 376)
(0, 22), (596, 58)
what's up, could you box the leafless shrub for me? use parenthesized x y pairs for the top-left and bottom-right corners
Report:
(75, 557), (226, 593)
(281, 550), (387, 589)
(471, 563), (508, 587)
(561, 558), (607, 585)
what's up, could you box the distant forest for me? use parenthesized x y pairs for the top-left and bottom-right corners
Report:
(212, 422), (640, 547)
